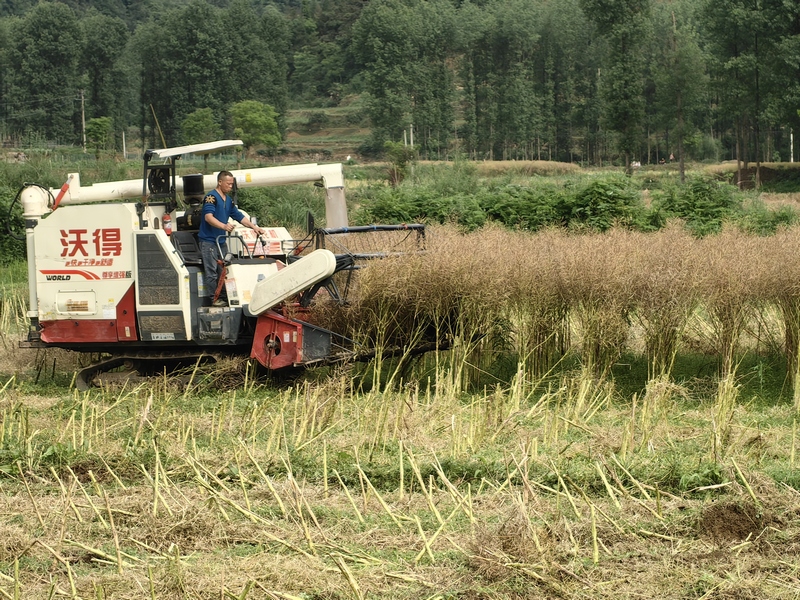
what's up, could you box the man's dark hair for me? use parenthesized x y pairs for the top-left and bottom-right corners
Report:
(217, 170), (234, 182)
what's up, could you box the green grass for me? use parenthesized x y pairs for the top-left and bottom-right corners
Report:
(0, 261), (27, 286)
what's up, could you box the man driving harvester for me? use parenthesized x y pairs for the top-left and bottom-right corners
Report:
(199, 170), (266, 307)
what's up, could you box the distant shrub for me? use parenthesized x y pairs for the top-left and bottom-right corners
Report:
(411, 160), (479, 196)
(353, 172), (653, 233)
(356, 138), (385, 158)
(238, 185), (326, 232)
(345, 111), (369, 127)
(737, 200), (798, 235)
(299, 111), (330, 134)
(563, 175), (646, 231)
(759, 167), (800, 193)
(477, 184), (562, 230)
(354, 160), (490, 229)
(474, 160), (580, 177)
(652, 176), (743, 236)
(352, 186), (486, 230)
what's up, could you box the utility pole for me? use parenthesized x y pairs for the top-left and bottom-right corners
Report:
(80, 90), (86, 153)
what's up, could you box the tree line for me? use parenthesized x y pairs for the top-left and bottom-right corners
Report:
(0, 0), (798, 170)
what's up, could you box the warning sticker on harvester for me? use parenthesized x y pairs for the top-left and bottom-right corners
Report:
(66, 300), (89, 312)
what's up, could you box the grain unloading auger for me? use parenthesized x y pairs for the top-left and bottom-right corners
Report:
(17, 140), (425, 388)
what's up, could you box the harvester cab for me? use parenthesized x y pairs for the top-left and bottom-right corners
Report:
(17, 139), (386, 388)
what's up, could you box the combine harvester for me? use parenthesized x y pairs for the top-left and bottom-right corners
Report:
(17, 140), (425, 388)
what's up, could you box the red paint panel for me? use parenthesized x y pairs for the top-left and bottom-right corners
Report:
(116, 284), (138, 341)
(251, 311), (303, 370)
(40, 319), (118, 343)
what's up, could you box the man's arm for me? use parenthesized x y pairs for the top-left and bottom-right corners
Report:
(204, 212), (265, 235)
(230, 204), (266, 235)
(204, 212), (236, 232)
(237, 216), (266, 236)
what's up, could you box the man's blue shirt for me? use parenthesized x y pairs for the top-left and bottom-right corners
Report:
(198, 189), (246, 243)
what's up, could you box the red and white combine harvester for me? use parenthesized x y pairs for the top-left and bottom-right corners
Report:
(18, 140), (425, 388)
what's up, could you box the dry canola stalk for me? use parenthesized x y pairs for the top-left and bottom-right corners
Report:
(36, 541), (78, 599)
(319, 225), (800, 391)
(331, 553), (365, 600)
(414, 492), (470, 564)
(404, 447), (444, 526)
(332, 469), (365, 525)
(354, 462), (404, 530)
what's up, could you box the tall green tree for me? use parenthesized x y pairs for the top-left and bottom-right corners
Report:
(653, 8), (708, 181)
(85, 116), (113, 157)
(231, 100), (281, 153)
(134, 0), (230, 145)
(0, 0), (34, 17)
(131, 18), (172, 147)
(162, 1), (231, 140)
(352, 0), (456, 157)
(581, 0), (651, 170)
(6, 2), (83, 142)
(535, 0), (601, 163)
(133, 0), (289, 146)
(753, 0), (800, 164)
(181, 108), (223, 145)
(702, 0), (792, 184)
(0, 17), (11, 136)
(287, 0), (365, 104)
(459, 0), (543, 160)
(81, 12), (130, 136)
(228, 1), (289, 130)
(314, 0), (367, 98)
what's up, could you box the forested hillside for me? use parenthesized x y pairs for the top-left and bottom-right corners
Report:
(0, 0), (798, 167)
